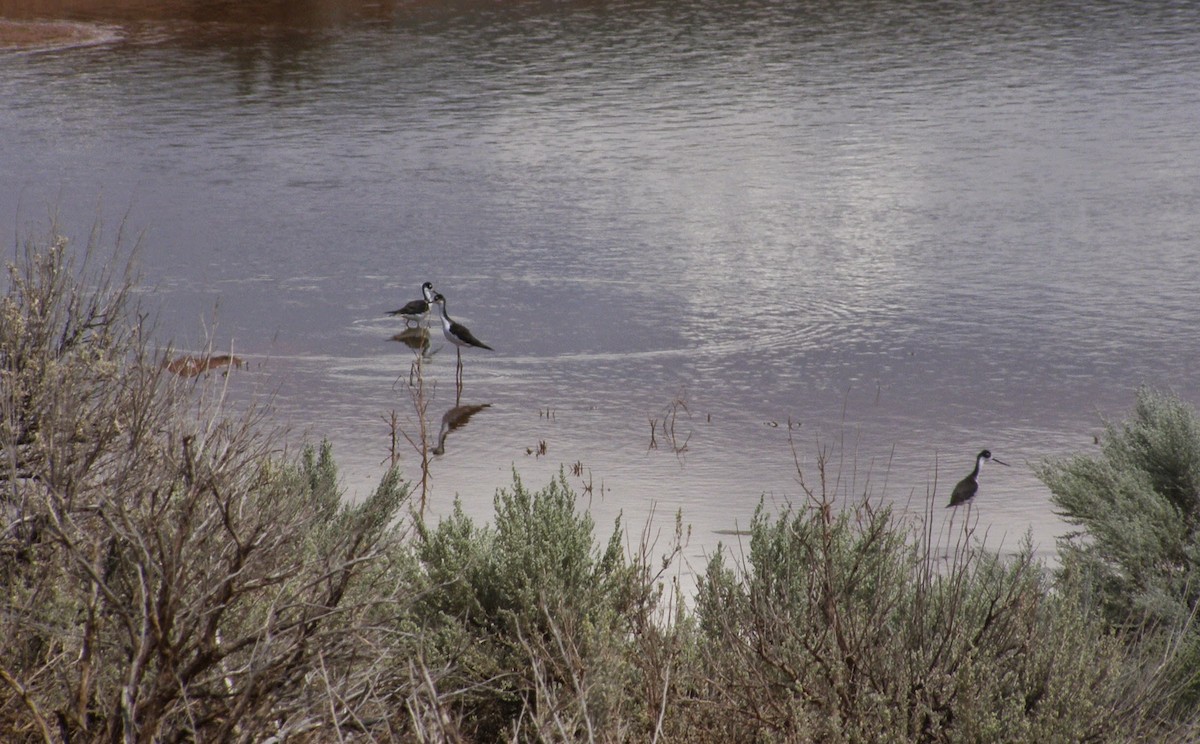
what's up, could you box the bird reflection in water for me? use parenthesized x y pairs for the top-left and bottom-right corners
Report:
(432, 403), (492, 456)
(390, 327), (435, 388)
(391, 326), (431, 355)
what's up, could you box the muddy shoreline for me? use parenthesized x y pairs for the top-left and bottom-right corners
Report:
(0, 18), (118, 50)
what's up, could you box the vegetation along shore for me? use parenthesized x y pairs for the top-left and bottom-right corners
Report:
(3, 224), (1199, 741)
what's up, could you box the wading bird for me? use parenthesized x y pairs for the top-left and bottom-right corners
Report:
(387, 281), (437, 325)
(432, 293), (492, 393)
(947, 449), (1009, 507)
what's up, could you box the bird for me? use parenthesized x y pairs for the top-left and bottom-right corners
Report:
(387, 281), (437, 325)
(946, 449), (1009, 507)
(431, 293), (492, 394)
(432, 293), (492, 352)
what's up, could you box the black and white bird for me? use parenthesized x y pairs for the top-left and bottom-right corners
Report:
(432, 293), (492, 392)
(387, 281), (437, 325)
(432, 293), (492, 352)
(946, 449), (1009, 507)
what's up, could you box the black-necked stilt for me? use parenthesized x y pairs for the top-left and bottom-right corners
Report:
(431, 293), (492, 393)
(432, 293), (493, 352)
(946, 449), (1009, 507)
(387, 281), (437, 325)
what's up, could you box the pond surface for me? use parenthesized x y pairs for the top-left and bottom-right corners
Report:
(4, 0), (1200, 565)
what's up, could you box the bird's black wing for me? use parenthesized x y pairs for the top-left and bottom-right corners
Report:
(451, 321), (493, 350)
(388, 299), (429, 317)
(947, 476), (978, 507)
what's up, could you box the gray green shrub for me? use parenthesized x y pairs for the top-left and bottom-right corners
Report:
(0, 224), (413, 742)
(1038, 387), (1200, 630)
(1037, 387), (1200, 721)
(686, 484), (1167, 742)
(414, 471), (648, 741)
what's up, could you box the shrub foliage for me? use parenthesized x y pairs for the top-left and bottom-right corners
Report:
(0, 225), (412, 742)
(689, 488), (1124, 742)
(3, 225), (1199, 741)
(413, 472), (647, 741)
(1038, 387), (1200, 723)
(1038, 388), (1200, 630)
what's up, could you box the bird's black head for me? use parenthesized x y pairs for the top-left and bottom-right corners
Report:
(433, 292), (446, 303)
(979, 449), (1010, 466)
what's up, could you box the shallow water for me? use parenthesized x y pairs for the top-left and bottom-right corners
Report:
(4, 0), (1200, 566)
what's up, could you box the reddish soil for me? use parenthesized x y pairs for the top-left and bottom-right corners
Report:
(0, 18), (115, 49)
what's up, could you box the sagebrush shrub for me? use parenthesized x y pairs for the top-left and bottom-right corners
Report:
(0, 225), (413, 742)
(688, 488), (1154, 742)
(1038, 387), (1200, 630)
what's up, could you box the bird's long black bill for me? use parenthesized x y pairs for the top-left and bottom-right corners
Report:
(992, 458), (1010, 466)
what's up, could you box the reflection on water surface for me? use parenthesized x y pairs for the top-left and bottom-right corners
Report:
(4, 0), (1200, 565)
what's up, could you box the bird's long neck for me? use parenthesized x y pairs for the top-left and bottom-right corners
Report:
(973, 455), (985, 479)
(423, 285), (435, 302)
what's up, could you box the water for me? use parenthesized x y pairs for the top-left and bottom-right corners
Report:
(4, 0), (1200, 566)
